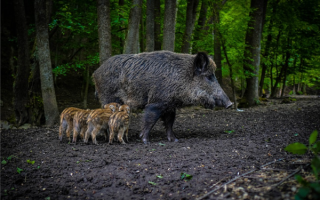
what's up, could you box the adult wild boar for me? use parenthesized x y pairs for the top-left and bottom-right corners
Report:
(93, 51), (233, 144)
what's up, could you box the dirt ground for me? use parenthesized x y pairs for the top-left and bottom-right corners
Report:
(1, 97), (320, 200)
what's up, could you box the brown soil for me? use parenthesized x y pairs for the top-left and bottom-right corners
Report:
(1, 97), (320, 200)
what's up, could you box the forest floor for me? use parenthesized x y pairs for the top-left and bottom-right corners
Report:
(1, 96), (320, 200)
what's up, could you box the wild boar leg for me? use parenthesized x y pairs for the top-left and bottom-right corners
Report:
(91, 127), (100, 145)
(72, 124), (80, 143)
(66, 120), (73, 142)
(84, 124), (93, 143)
(161, 109), (178, 142)
(79, 126), (87, 140)
(59, 119), (67, 141)
(140, 104), (163, 144)
(118, 128), (126, 144)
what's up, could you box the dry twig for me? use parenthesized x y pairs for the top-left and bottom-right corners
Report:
(196, 158), (285, 200)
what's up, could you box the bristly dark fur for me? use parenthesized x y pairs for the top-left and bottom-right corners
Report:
(92, 51), (232, 143)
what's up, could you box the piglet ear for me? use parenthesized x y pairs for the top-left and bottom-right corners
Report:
(193, 52), (209, 76)
(109, 105), (115, 112)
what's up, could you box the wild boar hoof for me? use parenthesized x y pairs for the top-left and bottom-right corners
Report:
(142, 139), (150, 145)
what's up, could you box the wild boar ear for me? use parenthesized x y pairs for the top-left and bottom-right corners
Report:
(193, 52), (209, 76)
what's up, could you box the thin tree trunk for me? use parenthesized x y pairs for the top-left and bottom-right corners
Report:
(124, 0), (142, 54)
(97, 0), (112, 65)
(192, 0), (207, 54)
(259, 0), (278, 96)
(181, 0), (199, 53)
(221, 34), (237, 109)
(83, 65), (90, 109)
(259, 30), (272, 96)
(212, 1), (228, 86)
(241, 77), (245, 98)
(162, 0), (177, 51)
(213, 11), (223, 86)
(292, 75), (296, 95)
(34, 0), (59, 126)
(146, 0), (155, 52)
(119, 0), (125, 54)
(154, 0), (161, 50)
(281, 47), (291, 97)
(140, 9), (144, 52)
(243, 0), (268, 106)
(270, 64), (273, 94)
(271, 57), (287, 97)
(13, 0), (31, 126)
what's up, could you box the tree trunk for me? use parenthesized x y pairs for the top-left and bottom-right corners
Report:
(162, 0), (177, 51)
(212, 1), (228, 86)
(13, 0), (31, 126)
(46, 0), (53, 25)
(118, 0), (125, 54)
(181, 0), (199, 53)
(34, 0), (59, 126)
(281, 44), (291, 97)
(271, 60), (287, 97)
(192, 0), (207, 54)
(292, 75), (296, 95)
(243, 0), (267, 106)
(124, 0), (142, 54)
(140, 9), (144, 52)
(28, 57), (44, 126)
(146, 0), (155, 52)
(241, 77), (245, 98)
(221, 34), (237, 109)
(154, 0), (162, 50)
(83, 65), (90, 109)
(259, 0), (278, 96)
(213, 10), (223, 86)
(97, 0), (112, 65)
(259, 29), (272, 96)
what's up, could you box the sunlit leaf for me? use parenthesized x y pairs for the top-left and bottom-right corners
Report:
(309, 130), (318, 146)
(148, 181), (157, 185)
(285, 143), (308, 155)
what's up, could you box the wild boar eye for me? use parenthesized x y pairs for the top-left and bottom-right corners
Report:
(206, 74), (216, 82)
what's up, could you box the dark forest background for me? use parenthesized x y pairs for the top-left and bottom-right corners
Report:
(1, 0), (320, 126)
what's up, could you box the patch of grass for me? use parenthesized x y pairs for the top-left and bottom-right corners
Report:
(27, 160), (35, 164)
(180, 172), (193, 181)
(224, 130), (235, 134)
(17, 167), (23, 174)
(148, 181), (157, 186)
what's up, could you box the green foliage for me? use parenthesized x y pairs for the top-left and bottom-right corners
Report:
(148, 181), (157, 186)
(156, 175), (163, 179)
(27, 160), (35, 165)
(285, 130), (320, 199)
(180, 172), (193, 181)
(224, 130), (235, 134)
(16, 167), (23, 174)
(52, 53), (99, 77)
(285, 143), (308, 155)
